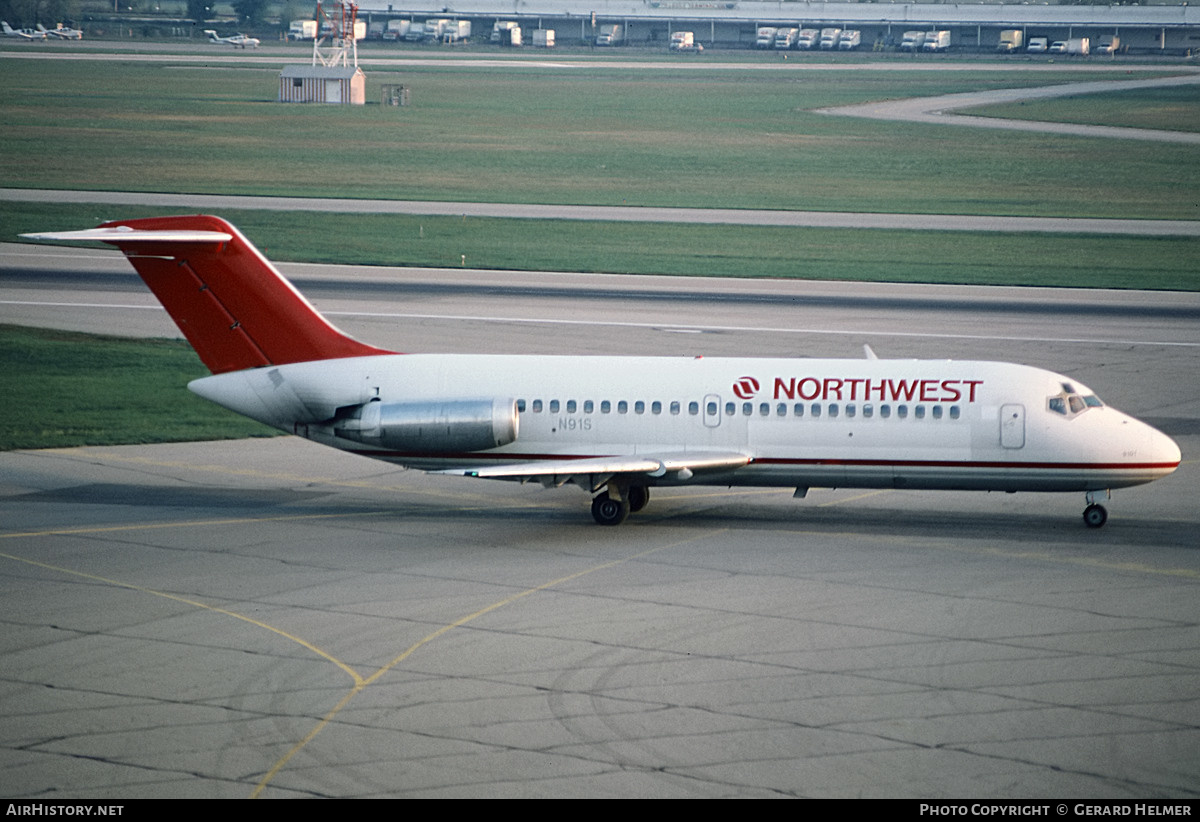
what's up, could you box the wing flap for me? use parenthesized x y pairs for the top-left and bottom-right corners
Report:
(435, 452), (751, 485)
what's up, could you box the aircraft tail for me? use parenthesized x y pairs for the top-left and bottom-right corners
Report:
(24, 215), (394, 374)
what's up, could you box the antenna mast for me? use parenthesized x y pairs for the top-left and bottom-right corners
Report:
(312, 2), (358, 68)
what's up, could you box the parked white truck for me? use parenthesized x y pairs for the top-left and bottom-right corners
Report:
(595, 24), (623, 45)
(440, 20), (470, 43)
(819, 28), (841, 49)
(899, 30), (926, 51)
(382, 19), (409, 40)
(755, 26), (777, 48)
(775, 27), (798, 49)
(670, 30), (702, 51)
(287, 19), (316, 40)
(997, 29), (1023, 52)
(837, 30), (861, 50)
(796, 29), (819, 49)
(922, 30), (950, 51)
(532, 29), (555, 48)
(492, 21), (521, 45)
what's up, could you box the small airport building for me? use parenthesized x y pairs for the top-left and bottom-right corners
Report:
(278, 65), (366, 105)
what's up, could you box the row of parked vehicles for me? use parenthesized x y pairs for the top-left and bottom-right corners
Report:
(286, 18), (1124, 55)
(998, 29), (1119, 56)
(756, 26), (862, 50)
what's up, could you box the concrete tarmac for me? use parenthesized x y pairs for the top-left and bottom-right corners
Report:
(1, 246), (1198, 798)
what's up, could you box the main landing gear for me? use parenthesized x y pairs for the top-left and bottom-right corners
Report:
(591, 485), (649, 526)
(1083, 490), (1109, 529)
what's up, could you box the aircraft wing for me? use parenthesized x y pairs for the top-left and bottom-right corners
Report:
(435, 451), (751, 490)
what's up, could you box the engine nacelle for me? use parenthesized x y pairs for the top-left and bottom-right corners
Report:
(333, 398), (518, 453)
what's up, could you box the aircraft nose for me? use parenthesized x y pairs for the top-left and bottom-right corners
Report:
(1149, 426), (1182, 475)
(1132, 416), (1182, 479)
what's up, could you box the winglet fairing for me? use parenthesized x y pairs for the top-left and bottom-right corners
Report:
(22, 216), (1181, 527)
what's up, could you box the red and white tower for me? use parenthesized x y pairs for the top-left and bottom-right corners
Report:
(312, 2), (359, 68)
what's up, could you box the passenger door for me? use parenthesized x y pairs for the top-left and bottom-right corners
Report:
(1000, 403), (1025, 449)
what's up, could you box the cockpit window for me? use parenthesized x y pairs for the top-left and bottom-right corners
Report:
(1048, 383), (1104, 418)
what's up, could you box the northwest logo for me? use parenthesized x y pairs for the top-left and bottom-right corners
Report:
(732, 376), (760, 400)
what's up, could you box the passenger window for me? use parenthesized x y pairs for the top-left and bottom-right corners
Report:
(846, 404), (856, 418)
(635, 400), (645, 414)
(653, 401), (662, 415)
(532, 399), (543, 413)
(549, 400), (560, 414)
(726, 402), (736, 416)
(863, 404), (873, 418)
(618, 401), (628, 414)
(932, 405), (943, 419)
(670, 401), (680, 415)
(828, 403), (839, 418)
(584, 400), (594, 414)
(777, 403), (787, 417)
(566, 400), (577, 414)
(949, 405), (960, 419)
(688, 401), (699, 415)
(759, 403), (770, 417)
(707, 401), (718, 416)
(601, 400), (611, 414)
(793, 403), (804, 418)
(880, 404), (891, 419)
(811, 403), (821, 418)
(914, 406), (925, 419)
(743, 402), (753, 416)
(517, 399), (526, 413)
(897, 405), (908, 419)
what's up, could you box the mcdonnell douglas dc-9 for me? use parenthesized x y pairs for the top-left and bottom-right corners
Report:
(23, 216), (1180, 527)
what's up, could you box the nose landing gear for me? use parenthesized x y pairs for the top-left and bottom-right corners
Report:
(1083, 490), (1109, 528)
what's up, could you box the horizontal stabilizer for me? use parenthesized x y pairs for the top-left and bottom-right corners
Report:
(22, 227), (233, 244)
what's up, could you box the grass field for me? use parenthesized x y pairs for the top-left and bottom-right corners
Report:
(3, 52), (1198, 287)
(0, 324), (275, 450)
(965, 84), (1200, 133)
(5, 201), (1197, 289)
(1, 57), (1196, 218)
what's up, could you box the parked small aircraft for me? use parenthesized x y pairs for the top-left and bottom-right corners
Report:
(204, 29), (260, 48)
(37, 23), (83, 39)
(2, 21), (46, 39)
(22, 216), (1181, 527)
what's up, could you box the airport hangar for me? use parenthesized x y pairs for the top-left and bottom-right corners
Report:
(356, 0), (1200, 53)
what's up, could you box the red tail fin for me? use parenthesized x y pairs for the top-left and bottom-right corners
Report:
(93, 215), (394, 374)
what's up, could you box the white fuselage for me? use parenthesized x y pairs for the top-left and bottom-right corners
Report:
(190, 354), (1180, 494)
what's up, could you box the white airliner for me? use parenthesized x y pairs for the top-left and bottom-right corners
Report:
(2, 21), (46, 39)
(37, 23), (83, 39)
(22, 216), (1181, 527)
(204, 29), (260, 48)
